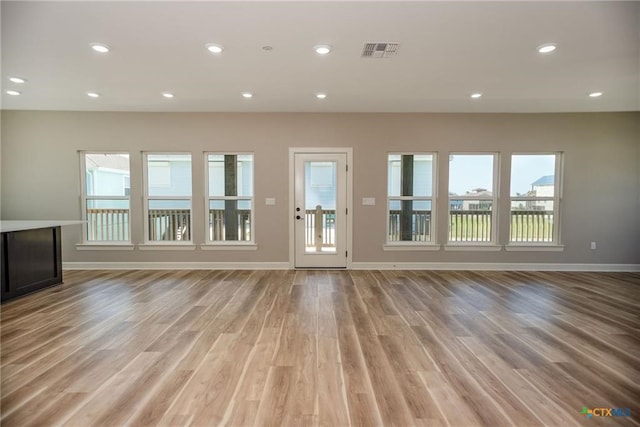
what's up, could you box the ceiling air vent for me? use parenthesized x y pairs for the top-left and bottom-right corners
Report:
(361, 42), (399, 58)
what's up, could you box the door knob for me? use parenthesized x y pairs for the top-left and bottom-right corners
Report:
(296, 207), (301, 212)
(296, 215), (302, 220)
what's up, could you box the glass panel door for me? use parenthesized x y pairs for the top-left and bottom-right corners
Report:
(294, 153), (347, 268)
(304, 161), (337, 253)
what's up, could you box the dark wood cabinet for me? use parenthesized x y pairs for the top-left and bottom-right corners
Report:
(1, 226), (62, 302)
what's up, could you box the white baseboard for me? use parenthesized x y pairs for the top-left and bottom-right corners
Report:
(63, 262), (290, 270)
(350, 262), (640, 272)
(63, 261), (640, 272)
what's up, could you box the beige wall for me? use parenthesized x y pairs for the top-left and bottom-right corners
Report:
(1, 111), (638, 266)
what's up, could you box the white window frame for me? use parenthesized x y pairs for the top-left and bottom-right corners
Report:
(447, 152), (499, 247)
(385, 152), (438, 249)
(203, 152), (255, 247)
(508, 152), (563, 247)
(79, 151), (131, 245)
(142, 152), (193, 245)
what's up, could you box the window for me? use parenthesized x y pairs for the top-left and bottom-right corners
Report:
(387, 154), (436, 243)
(510, 153), (561, 244)
(206, 153), (254, 243)
(80, 152), (130, 242)
(144, 153), (192, 242)
(448, 154), (497, 243)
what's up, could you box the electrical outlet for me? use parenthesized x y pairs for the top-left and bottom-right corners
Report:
(590, 242), (597, 250)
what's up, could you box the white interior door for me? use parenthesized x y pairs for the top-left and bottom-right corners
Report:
(293, 152), (348, 268)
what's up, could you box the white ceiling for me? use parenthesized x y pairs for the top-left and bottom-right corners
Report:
(1, 1), (639, 113)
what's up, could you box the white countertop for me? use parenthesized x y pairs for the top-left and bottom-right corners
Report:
(0, 220), (84, 233)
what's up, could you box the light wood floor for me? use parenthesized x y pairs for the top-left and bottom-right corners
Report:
(1, 269), (639, 426)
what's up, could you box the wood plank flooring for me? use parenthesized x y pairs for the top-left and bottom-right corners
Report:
(1, 269), (639, 426)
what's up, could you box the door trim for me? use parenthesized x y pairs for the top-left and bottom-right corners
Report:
(289, 147), (353, 269)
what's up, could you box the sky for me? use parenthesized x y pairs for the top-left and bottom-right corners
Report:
(449, 154), (555, 196)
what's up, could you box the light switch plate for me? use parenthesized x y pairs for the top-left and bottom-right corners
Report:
(265, 198), (276, 205)
(362, 197), (376, 206)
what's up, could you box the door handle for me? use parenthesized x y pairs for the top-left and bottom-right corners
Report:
(296, 215), (302, 220)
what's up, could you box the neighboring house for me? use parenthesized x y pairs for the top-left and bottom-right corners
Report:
(85, 154), (130, 208)
(449, 195), (463, 211)
(528, 175), (555, 210)
(448, 188), (493, 211)
(461, 188), (493, 210)
(149, 155), (193, 208)
(530, 175), (554, 196)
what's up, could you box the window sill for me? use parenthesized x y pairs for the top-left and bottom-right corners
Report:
(444, 244), (502, 252)
(138, 244), (196, 251)
(383, 244), (441, 251)
(505, 245), (564, 252)
(200, 243), (258, 251)
(76, 243), (134, 251)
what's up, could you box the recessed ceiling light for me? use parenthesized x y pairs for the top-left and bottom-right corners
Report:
(9, 77), (26, 84)
(162, 92), (174, 98)
(314, 45), (331, 55)
(241, 92), (253, 99)
(206, 43), (224, 54)
(470, 93), (482, 99)
(589, 91), (603, 98)
(316, 93), (327, 99)
(90, 43), (110, 53)
(537, 43), (557, 54)
(87, 92), (100, 98)
(6, 90), (21, 96)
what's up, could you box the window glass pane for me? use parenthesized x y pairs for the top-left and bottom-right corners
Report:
(511, 154), (556, 197)
(388, 200), (432, 242)
(510, 201), (554, 243)
(148, 199), (191, 241)
(237, 199), (252, 210)
(147, 154), (192, 197)
(448, 154), (494, 196)
(450, 199), (493, 211)
(310, 162), (334, 187)
(208, 154), (254, 197)
(208, 200), (252, 241)
(238, 156), (253, 197)
(209, 199), (225, 210)
(413, 200), (432, 211)
(387, 154), (433, 197)
(304, 161), (337, 252)
(208, 199), (252, 211)
(388, 155), (401, 197)
(413, 155), (433, 197)
(208, 155), (225, 196)
(206, 153), (254, 243)
(85, 200), (129, 241)
(449, 200), (493, 242)
(305, 161), (336, 211)
(84, 153), (130, 196)
(148, 199), (190, 210)
(387, 154), (435, 244)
